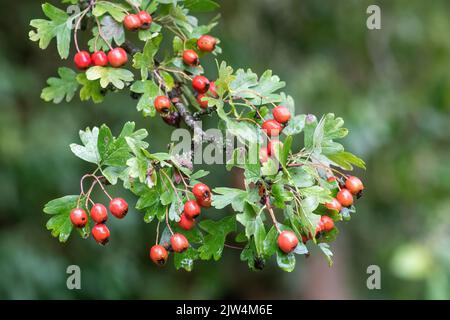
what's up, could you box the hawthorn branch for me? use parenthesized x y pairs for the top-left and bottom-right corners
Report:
(265, 196), (281, 233)
(122, 40), (220, 145)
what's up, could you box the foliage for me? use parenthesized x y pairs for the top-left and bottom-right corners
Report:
(29, 0), (366, 273)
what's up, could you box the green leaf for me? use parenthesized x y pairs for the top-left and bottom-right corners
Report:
(132, 34), (163, 80)
(88, 16), (125, 52)
(276, 250), (296, 272)
(271, 183), (293, 208)
(77, 73), (104, 104)
(283, 115), (306, 136)
(130, 80), (160, 116)
(184, 0), (220, 12)
(231, 69), (286, 105)
(41, 67), (79, 103)
(326, 151), (366, 170)
(198, 216), (236, 261)
(86, 67), (134, 89)
(98, 122), (149, 166)
(70, 126), (101, 164)
(43, 195), (86, 242)
(263, 226), (278, 257)
(92, 1), (128, 22)
(318, 243), (334, 266)
(212, 187), (247, 212)
(29, 3), (72, 59)
(174, 247), (198, 272)
(287, 166), (315, 188)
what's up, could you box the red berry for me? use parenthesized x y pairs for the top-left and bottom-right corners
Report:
(150, 245), (168, 265)
(208, 81), (218, 97)
(182, 49), (199, 66)
(184, 200), (201, 219)
(109, 197), (128, 219)
(325, 198), (342, 212)
(327, 176), (337, 182)
(91, 51), (108, 67)
(197, 35), (217, 52)
(92, 223), (110, 245)
(268, 140), (283, 156)
(107, 48), (128, 67)
(90, 203), (108, 223)
(70, 208), (88, 228)
(154, 96), (171, 113)
(123, 14), (142, 31)
(192, 75), (210, 94)
(277, 231), (298, 254)
(196, 94), (209, 109)
(336, 188), (354, 207)
(262, 120), (283, 137)
(345, 176), (364, 195)
(170, 233), (189, 253)
(74, 51), (91, 70)
(197, 197), (212, 208)
(137, 11), (152, 27)
(272, 106), (291, 124)
(178, 213), (195, 230)
(320, 216), (335, 232)
(259, 147), (269, 163)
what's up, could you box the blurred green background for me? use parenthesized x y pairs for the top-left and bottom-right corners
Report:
(1, 0), (450, 299)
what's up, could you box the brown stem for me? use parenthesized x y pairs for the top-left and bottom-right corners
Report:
(265, 196), (281, 233)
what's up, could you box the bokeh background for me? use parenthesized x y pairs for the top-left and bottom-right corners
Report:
(1, 0), (450, 299)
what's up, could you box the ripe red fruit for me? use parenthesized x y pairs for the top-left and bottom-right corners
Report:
(123, 14), (142, 31)
(109, 197), (128, 219)
(184, 200), (201, 219)
(150, 245), (168, 265)
(197, 197), (212, 208)
(178, 213), (195, 230)
(74, 51), (91, 70)
(92, 223), (110, 245)
(277, 230), (299, 254)
(259, 147), (269, 163)
(192, 183), (211, 208)
(325, 198), (342, 212)
(272, 106), (291, 124)
(107, 48), (128, 67)
(268, 140), (283, 156)
(90, 203), (108, 223)
(320, 216), (335, 232)
(336, 188), (354, 207)
(70, 208), (88, 228)
(182, 49), (199, 66)
(262, 120), (283, 137)
(192, 75), (210, 94)
(345, 176), (364, 195)
(197, 35), (217, 52)
(170, 233), (189, 253)
(154, 96), (171, 113)
(91, 51), (108, 67)
(137, 11), (152, 28)
(327, 176), (337, 182)
(196, 94), (209, 109)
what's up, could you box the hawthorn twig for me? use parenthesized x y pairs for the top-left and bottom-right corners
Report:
(265, 196), (281, 233)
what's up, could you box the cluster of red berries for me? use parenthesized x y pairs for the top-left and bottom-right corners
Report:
(74, 48), (128, 70)
(123, 11), (153, 31)
(182, 35), (217, 67)
(259, 106), (292, 163)
(149, 183), (212, 266)
(325, 175), (364, 210)
(69, 197), (129, 245)
(277, 176), (364, 253)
